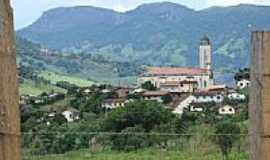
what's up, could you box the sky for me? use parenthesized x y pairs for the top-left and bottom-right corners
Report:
(11, 0), (270, 29)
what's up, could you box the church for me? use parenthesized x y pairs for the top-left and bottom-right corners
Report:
(138, 37), (214, 93)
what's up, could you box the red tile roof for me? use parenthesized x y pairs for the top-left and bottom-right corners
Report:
(103, 98), (127, 104)
(142, 91), (169, 97)
(180, 80), (198, 84)
(145, 67), (208, 76)
(160, 80), (198, 86)
(160, 81), (179, 86)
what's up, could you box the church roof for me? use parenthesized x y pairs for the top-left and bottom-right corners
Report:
(200, 36), (211, 45)
(142, 91), (169, 97)
(160, 80), (198, 86)
(145, 67), (208, 76)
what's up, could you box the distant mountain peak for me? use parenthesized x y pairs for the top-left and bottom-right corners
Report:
(133, 1), (193, 12)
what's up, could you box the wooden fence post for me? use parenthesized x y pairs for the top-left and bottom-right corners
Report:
(250, 31), (270, 160)
(0, 0), (22, 160)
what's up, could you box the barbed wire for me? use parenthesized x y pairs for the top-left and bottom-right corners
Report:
(20, 131), (249, 136)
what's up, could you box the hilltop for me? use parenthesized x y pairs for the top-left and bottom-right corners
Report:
(17, 2), (270, 83)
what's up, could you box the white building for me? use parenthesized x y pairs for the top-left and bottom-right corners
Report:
(218, 105), (236, 115)
(101, 99), (127, 109)
(193, 92), (224, 103)
(62, 108), (80, 122)
(189, 105), (204, 112)
(199, 36), (212, 70)
(159, 80), (198, 93)
(237, 79), (250, 89)
(228, 92), (246, 101)
(138, 37), (214, 92)
(142, 91), (169, 103)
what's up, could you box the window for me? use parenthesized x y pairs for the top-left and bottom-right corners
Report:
(204, 81), (207, 88)
(180, 83), (184, 87)
(229, 108), (233, 112)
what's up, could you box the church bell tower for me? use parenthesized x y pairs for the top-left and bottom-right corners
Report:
(199, 36), (212, 70)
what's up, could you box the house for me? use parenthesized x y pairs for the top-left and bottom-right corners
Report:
(142, 91), (169, 103)
(101, 89), (111, 94)
(228, 92), (246, 101)
(138, 37), (214, 90)
(114, 87), (132, 98)
(20, 95), (30, 105)
(189, 102), (204, 112)
(193, 91), (224, 103)
(218, 105), (236, 115)
(83, 88), (92, 94)
(132, 88), (146, 94)
(204, 85), (227, 93)
(101, 98), (128, 109)
(159, 80), (198, 93)
(237, 79), (250, 89)
(61, 108), (80, 122)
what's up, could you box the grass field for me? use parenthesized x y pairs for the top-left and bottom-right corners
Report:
(40, 71), (95, 87)
(23, 148), (247, 160)
(19, 80), (66, 96)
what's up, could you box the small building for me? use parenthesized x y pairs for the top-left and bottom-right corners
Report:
(188, 102), (215, 113)
(193, 91), (224, 103)
(114, 87), (132, 98)
(83, 88), (92, 94)
(218, 105), (235, 115)
(189, 103), (204, 112)
(204, 84), (227, 93)
(101, 89), (111, 94)
(237, 79), (250, 89)
(132, 88), (146, 94)
(160, 80), (198, 93)
(142, 91), (169, 103)
(62, 108), (80, 122)
(228, 92), (246, 101)
(101, 98), (127, 109)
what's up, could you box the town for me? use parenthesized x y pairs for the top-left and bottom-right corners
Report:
(19, 37), (249, 123)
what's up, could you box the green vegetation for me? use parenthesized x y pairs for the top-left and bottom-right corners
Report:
(23, 148), (247, 160)
(234, 68), (250, 81)
(141, 81), (156, 91)
(19, 80), (66, 96)
(40, 71), (94, 87)
(21, 85), (249, 159)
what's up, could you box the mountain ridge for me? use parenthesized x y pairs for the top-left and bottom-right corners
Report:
(16, 2), (270, 83)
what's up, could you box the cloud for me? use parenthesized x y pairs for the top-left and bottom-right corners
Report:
(113, 4), (131, 12)
(207, 0), (270, 6)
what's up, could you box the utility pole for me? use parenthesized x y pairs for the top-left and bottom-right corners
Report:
(249, 31), (270, 160)
(0, 0), (22, 160)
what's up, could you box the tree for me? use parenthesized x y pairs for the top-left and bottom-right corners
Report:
(214, 120), (241, 160)
(103, 101), (175, 132)
(82, 92), (105, 114)
(234, 68), (250, 81)
(162, 94), (173, 104)
(141, 81), (156, 91)
(111, 126), (150, 151)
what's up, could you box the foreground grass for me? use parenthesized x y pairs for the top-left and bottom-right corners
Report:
(23, 148), (247, 160)
(40, 71), (95, 87)
(19, 80), (66, 96)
